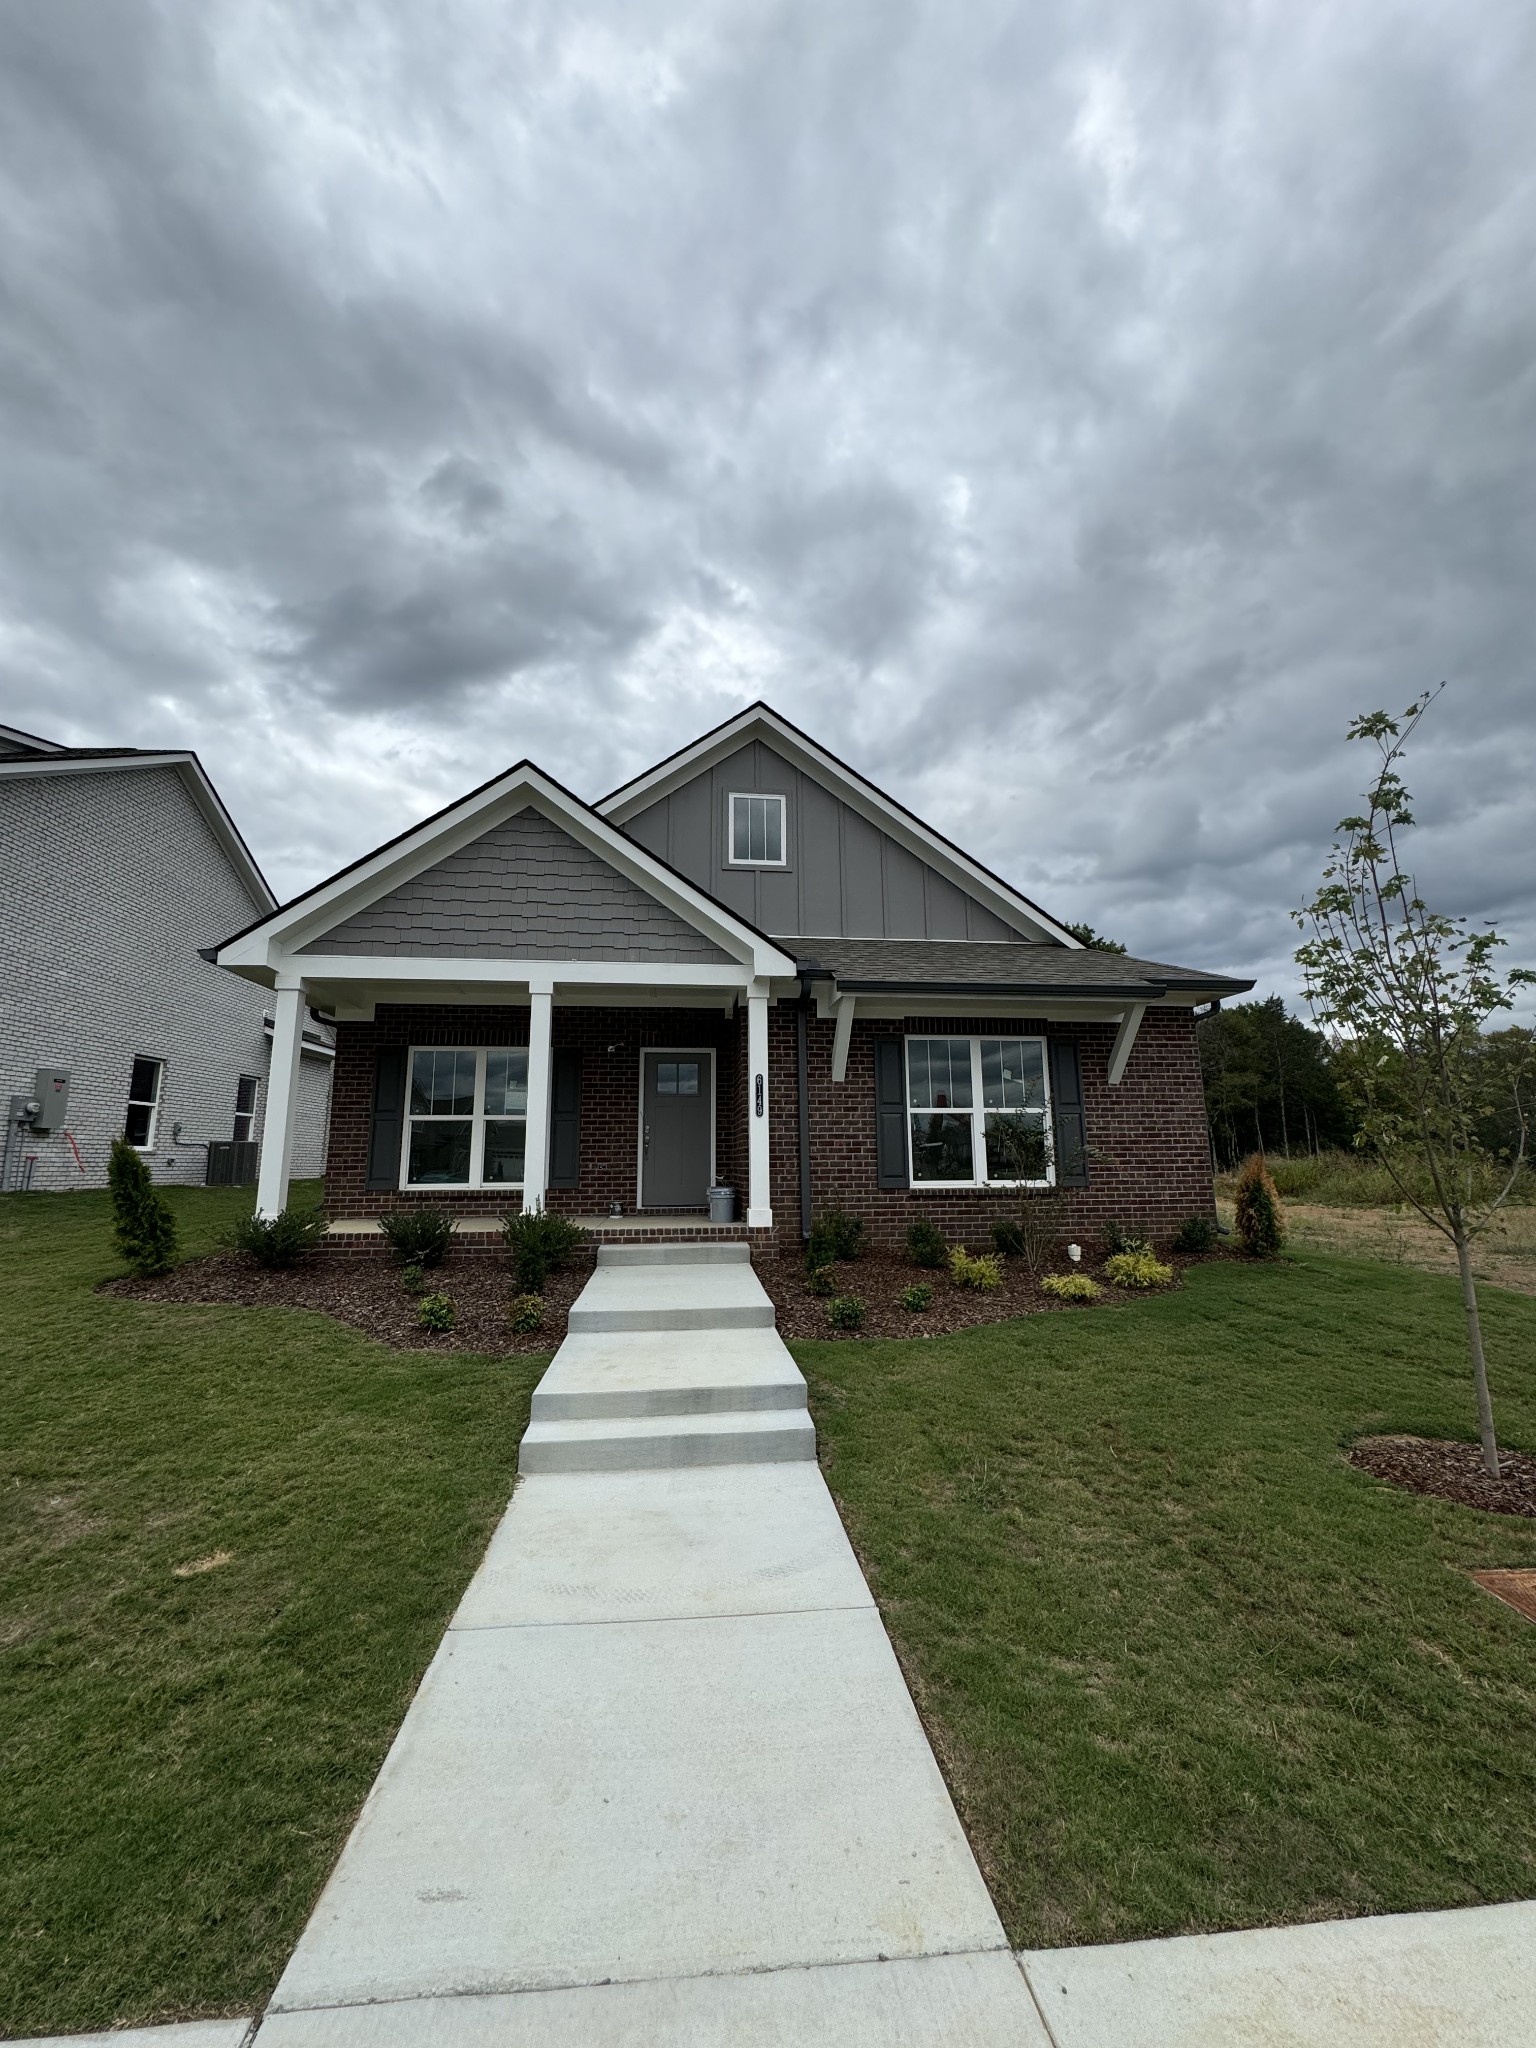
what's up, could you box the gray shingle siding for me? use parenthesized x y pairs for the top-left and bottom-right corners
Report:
(620, 738), (1030, 942)
(0, 766), (330, 1192)
(299, 805), (732, 962)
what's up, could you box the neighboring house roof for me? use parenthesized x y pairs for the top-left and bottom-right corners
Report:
(596, 701), (1084, 951)
(791, 937), (1254, 1002)
(0, 739), (275, 911)
(216, 758), (798, 985)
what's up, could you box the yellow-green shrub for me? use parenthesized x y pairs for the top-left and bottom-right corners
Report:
(1040, 1272), (1102, 1304)
(949, 1247), (1002, 1291)
(1104, 1251), (1174, 1289)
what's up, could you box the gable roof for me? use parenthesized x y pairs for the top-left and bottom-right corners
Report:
(0, 742), (275, 910)
(596, 701), (1083, 950)
(215, 758), (797, 982)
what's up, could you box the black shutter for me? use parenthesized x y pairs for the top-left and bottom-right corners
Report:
(1049, 1038), (1088, 1187)
(548, 1048), (581, 1191)
(366, 1046), (408, 1190)
(874, 1036), (909, 1189)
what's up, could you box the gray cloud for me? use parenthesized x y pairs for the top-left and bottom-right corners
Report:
(0, 0), (1532, 1011)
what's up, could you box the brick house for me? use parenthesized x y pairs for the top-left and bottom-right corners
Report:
(216, 705), (1250, 1249)
(0, 722), (332, 1193)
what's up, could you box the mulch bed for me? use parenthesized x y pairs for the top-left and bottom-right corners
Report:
(759, 1249), (1204, 1341)
(1348, 1435), (1536, 1518)
(102, 1248), (596, 1355)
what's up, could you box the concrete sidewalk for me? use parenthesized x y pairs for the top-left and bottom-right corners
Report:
(258, 1245), (1049, 2045)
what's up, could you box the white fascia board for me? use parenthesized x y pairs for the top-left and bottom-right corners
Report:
(597, 706), (1079, 949)
(218, 766), (793, 981)
(849, 996), (1136, 1022)
(0, 752), (275, 911)
(283, 957), (754, 988)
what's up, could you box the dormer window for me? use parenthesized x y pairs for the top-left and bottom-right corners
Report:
(728, 791), (787, 867)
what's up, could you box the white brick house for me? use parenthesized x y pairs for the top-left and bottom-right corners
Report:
(0, 723), (331, 1194)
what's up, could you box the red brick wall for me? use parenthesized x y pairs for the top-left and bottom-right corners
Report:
(324, 999), (1215, 1252)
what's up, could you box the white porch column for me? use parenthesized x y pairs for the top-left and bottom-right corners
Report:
(521, 979), (554, 1214)
(256, 977), (307, 1219)
(747, 981), (773, 1229)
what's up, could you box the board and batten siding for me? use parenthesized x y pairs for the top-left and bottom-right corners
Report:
(620, 738), (1027, 943)
(297, 806), (731, 963)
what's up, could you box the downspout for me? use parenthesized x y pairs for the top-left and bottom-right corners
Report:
(796, 1005), (812, 1243)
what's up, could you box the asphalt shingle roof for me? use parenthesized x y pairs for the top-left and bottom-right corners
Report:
(785, 937), (1252, 999)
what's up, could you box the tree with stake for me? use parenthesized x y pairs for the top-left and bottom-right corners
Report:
(1294, 689), (1535, 1478)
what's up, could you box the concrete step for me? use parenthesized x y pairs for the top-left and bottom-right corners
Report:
(531, 1330), (805, 1422)
(567, 1260), (776, 1334)
(519, 1407), (816, 1474)
(598, 1241), (751, 1266)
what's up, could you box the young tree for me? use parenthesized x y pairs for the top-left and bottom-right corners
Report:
(1294, 690), (1535, 1476)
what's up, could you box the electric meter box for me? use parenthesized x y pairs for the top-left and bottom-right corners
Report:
(30, 1069), (70, 1132)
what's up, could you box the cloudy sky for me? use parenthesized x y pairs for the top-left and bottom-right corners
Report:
(2, 1), (1533, 1006)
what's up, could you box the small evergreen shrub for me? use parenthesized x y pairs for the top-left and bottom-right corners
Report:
(807, 1263), (838, 1297)
(507, 1292), (544, 1334)
(906, 1219), (949, 1269)
(826, 1293), (866, 1331)
(228, 1203), (328, 1269)
(379, 1207), (454, 1269)
(949, 1247), (1003, 1291)
(400, 1262), (427, 1297)
(808, 1206), (867, 1270)
(417, 1292), (456, 1333)
(503, 1207), (590, 1292)
(1173, 1214), (1218, 1254)
(1233, 1154), (1286, 1258)
(1104, 1251), (1174, 1289)
(1103, 1220), (1153, 1257)
(899, 1282), (934, 1313)
(992, 1220), (1025, 1257)
(1041, 1272), (1102, 1304)
(108, 1136), (179, 1276)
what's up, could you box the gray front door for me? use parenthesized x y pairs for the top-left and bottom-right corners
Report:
(641, 1051), (712, 1208)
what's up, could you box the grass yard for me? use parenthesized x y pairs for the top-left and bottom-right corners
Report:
(797, 1252), (1536, 1949)
(1, 1185), (542, 2039)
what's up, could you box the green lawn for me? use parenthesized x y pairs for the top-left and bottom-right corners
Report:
(796, 1254), (1536, 1949)
(1, 1185), (542, 2039)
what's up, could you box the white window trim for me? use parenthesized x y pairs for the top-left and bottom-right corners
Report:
(726, 790), (788, 868)
(126, 1058), (164, 1152)
(903, 1033), (1055, 1190)
(399, 1045), (531, 1192)
(233, 1074), (260, 1144)
(635, 1047), (717, 1209)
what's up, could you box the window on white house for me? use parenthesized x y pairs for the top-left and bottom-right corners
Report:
(233, 1075), (259, 1143)
(124, 1058), (163, 1149)
(906, 1036), (1052, 1187)
(728, 791), (786, 866)
(405, 1047), (528, 1187)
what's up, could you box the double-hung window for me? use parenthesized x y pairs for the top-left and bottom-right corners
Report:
(233, 1075), (259, 1143)
(728, 791), (786, 866)
(405, 1047), (529, 1188)
(905, 1035), (1052, 1187)
(124, 1058), (163, 1149)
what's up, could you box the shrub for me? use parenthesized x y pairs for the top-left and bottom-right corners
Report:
(378, 1207), (454, 1269)
(1233, 1154), (1286, 1258)
(400, 1262), (427, 1297)
(1103, 1220), (1153, 1257)
(1172, 1214), (1217, 1254)
(507, 1292), (544, 1334)
(906, 1219), (949, 1269)
(808, 1206), (867, 1270)
(807, 1263), (838, 1297)
(899, 1282), (934, 1313)
(1040, 1272), (1102, 1304)
(992, 1220), (1024, 1257)
(1104, 1250), (1175, 1289)
(503, 1207), (590, 1292)
(108, 1136), (179, 1276)
(228, 1203), (328, 1270)
(949, 1247), (1002, 1291)
(417, 1292), (456, 1333)
(826, 1293), (866, 1331)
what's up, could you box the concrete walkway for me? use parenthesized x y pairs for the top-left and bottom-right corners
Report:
(258, 1243), (1049, 2045)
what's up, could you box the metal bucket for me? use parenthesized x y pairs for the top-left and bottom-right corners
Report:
(707, 1185), (736, 1224)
